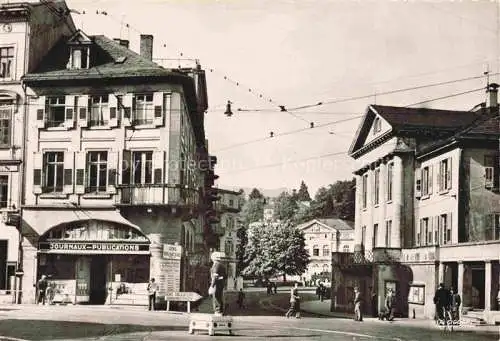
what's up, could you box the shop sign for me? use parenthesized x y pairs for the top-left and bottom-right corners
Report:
(163, 244), (182, 259)
(39, 242), (150, 252)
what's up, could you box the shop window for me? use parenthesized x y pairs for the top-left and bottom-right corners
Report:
(408, 285), (425, 305)
(0, 104), (11, 147)
(43, 152), (64, 193)
(46, 97), (66, 128)
(89, 95), (109, 127)
(133, 94), (153, 125)
(86, 151), (108, 193)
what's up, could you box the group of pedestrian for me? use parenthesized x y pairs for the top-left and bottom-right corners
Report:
(266, 281), (277, 295)
(352, 286), (396, 322)
(433, 283), (461, 322)
(316, 283), (327, 302)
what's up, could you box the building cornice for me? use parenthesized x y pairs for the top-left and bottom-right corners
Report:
(349, 130), (394, 160)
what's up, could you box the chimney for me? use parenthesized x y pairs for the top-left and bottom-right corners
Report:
(113, 38), (130, 49)
(488, 83), (499, 108)
(140, 34), (153, 61)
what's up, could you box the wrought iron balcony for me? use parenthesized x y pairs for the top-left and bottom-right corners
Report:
(332, 247), (401, 267)
(116, 184), (199, 207)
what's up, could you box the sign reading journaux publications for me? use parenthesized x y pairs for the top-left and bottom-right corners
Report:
(38, 242), (150, 253)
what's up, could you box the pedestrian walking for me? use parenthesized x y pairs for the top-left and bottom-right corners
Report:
(285, 282), (301, 318)
(353, 286), (363, 321)
(380, 289), (395, 321)
(450, 287), (461, 322)
(36, 274), (48, 305)
(273, 282), (277, 294)
(237, 288), (245, 309)
(147, 278), (158, 311)
(433, 283), (451, 321)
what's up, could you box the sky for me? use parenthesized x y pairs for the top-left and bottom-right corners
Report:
(66, 0), (500, 196)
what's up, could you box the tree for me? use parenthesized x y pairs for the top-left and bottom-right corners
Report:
(240, 197), (265, 225)
(242, 222), (310, 281)
(273, 191), (298, 222)
(297, 181), (311, 201)
(249, 188), (264, 200)
(235, 220), (247, 276)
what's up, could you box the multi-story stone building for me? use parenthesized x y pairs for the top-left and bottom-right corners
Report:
(0, 0), (75, 302)
(337, 84), (500, 323)
(297, 218), (354, 282)
(20, 30), (214, 305)
(214, 188), (243, 291)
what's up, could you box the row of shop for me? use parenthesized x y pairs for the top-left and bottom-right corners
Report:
(332, 247), (500, 324)
(5, 207), (214, 305)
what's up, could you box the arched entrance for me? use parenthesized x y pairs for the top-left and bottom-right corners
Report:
(37, 218), (150, 305)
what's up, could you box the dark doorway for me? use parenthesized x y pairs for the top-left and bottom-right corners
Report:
(0, 240), (7, 290)
(90, 256), (107, 304)
(471, 268), (485, 309)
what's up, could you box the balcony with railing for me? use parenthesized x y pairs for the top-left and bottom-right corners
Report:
(332, 247), (401, 267)
(115, 184), (199, 207)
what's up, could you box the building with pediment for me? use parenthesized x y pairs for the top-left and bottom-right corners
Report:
(297, 218), (354, 283)
(337, 84), (500, 323)
(20, 29), (216, 305)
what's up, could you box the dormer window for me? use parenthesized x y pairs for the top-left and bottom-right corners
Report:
(70, 47), (89, 69)
(66, 30), (93, 70)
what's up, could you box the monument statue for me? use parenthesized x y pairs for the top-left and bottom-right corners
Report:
(209, 251), (227, 315)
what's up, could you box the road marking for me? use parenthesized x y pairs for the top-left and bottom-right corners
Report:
(290, 327), (402, 340)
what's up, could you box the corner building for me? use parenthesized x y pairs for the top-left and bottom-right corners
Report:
(336, 86), (500, 323)
(21, 30), (210, 304)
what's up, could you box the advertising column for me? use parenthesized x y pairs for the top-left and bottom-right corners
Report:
(158, 244), (182, 297)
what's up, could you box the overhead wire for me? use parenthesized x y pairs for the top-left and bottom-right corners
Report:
(217, 86), (491, 174)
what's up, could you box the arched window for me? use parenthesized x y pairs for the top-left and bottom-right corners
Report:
(322, 245), (330, 256)
(313, 245), (319, 256)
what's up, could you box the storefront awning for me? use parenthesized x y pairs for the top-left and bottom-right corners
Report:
(22, 209), (144, 237)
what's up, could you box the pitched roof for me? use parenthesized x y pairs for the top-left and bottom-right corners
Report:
(23, 32), (184, 82)
(297, 218), (354, 231)
(370, 105), (476, 131)
(349, 104), (495, 157)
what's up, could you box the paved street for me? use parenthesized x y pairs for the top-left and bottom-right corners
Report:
(0, 290), (497, 341)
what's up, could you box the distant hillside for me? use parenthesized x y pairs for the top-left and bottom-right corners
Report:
(224, 186), (291, 198)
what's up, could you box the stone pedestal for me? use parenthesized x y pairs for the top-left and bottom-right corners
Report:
(188, 313), (234, 336)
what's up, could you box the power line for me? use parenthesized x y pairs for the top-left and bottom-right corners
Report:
(404, 87), (485, 107)
(218, 151), (348, 176)
(284, 73), (494, 111)
(213, 115), (362, 153)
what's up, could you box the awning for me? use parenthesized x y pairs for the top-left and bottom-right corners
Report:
(22, 208), (145, 237)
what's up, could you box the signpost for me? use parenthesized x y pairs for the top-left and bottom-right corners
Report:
(159, 244), (182, 299)
(164, 291), (203, 313)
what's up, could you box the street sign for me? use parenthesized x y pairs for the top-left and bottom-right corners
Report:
(164, 291), (203, 302)
(163, 244), (182, 259)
